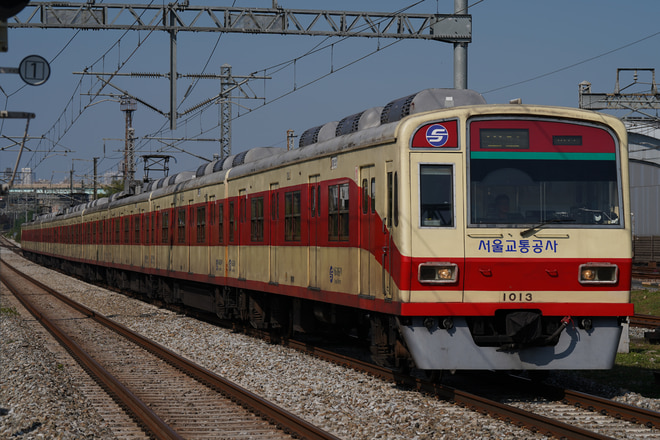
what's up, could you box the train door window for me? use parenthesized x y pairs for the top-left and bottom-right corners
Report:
(251, 197), (264, 242)
(394, 172), (398, 227)
(362, 179), (368, 214)
(328, 183), (350, 241)
(124, 216), (130, 243)
(229, 201), (236, 242)
(177, 208), (186, 243)
(218, 203), (224, 244)
(317, 185), (321, 217)
(271, 192), (279, 221)
(387, 172), (393, 228)
(145, 215), (150, 244)
(371, 177), (376, 213)
(311, 186), (317, 218)
(284, 191), (301, 241)
(134, 216), (141, 244)
(419, 164), (454, 227)
(161, 211), (169, 243)
(114, 218), (120, 244)
(197, 206), (206, 243)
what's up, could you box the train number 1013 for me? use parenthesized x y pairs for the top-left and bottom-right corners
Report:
(502, 292), (533, 302)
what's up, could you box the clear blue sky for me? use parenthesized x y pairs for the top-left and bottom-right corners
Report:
(1, 0), (658, 184)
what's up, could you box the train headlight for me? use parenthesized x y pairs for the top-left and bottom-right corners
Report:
(579, 263), (618, 285)
(419, 263), (458, 284)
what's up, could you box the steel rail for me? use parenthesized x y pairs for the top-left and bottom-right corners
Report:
(0, 257), (339, 440)
(0, 260), (183, 440)
(285, 341), (617, 440)
(630, 314), (660, 328)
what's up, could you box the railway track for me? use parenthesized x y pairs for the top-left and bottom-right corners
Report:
(0, 256), (338, 440)
(630, 314), (660, 328)
(286, 340), (660, 439)
(3, 237), (659, 439)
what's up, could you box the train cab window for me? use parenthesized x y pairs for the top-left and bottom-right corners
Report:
(328, 183), (350, 241)
(197, 206), (206, 243)
(251, 197), (264, 242)
(469, 120), (622, 228)
(177, 209), (186, 244)
(420, 165), (454, 227)
(285, 191), (301, 241)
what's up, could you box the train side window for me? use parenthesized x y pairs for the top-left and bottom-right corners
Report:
(420, 165), (454, 227)
(251, 197), (264, 242)
(197, 206), (206, 243)
(284, 191), (301, 241)
(328, 183), (349, 241)
(177, 208), (186, 243)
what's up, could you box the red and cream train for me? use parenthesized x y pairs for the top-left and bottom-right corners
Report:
(22, 88), (633, 371)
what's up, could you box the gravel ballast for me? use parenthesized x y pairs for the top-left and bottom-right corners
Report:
(2, 248), (659, 439)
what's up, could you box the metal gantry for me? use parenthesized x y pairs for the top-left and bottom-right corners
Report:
(579, 68), (660, 129)
(8, 1), (472, 158)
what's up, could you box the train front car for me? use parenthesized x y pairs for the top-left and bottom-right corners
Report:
(396, 105), (632, 371)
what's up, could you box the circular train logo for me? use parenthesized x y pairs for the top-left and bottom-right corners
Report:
(425, 124), (449, 147)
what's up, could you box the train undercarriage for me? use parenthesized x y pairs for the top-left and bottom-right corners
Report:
(24, 251), (413, 370)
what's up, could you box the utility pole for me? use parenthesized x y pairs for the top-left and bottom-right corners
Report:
(120, 96), (137, 192)
(93, 157), (98, 200)
(454, 0), (468, 89)
(220, 64), (232, 159)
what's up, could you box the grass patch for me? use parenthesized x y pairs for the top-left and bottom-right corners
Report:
(0, 307), (19, 317)
(632, 288), (660, 316)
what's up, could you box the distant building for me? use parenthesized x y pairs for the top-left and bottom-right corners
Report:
(20, 168), (34, 185)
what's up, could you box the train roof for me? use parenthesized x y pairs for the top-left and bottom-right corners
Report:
(28, 88), (487, 224)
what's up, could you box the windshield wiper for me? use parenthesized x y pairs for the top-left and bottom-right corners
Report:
(520, 218), (576, 238)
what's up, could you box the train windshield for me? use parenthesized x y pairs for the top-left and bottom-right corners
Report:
(468, 119), (622, 228)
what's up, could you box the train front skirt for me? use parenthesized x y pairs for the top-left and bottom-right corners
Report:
(399, 316), (622, 370)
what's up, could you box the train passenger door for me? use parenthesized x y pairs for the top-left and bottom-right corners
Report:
(383, 163), (395, 300)
(269, 183), (279, 284)
(308, 175), (321, 289)
(359, 166), (378, 298)
(238, 189), (247, 280)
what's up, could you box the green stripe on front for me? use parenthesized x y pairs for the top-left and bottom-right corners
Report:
(470, 152), (616, 160)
